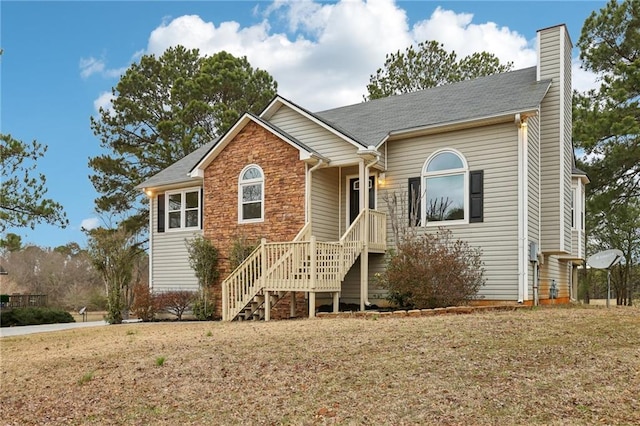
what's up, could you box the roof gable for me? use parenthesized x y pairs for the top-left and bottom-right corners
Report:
(261, 96), (367, 149)
(189, 112), (326, 178)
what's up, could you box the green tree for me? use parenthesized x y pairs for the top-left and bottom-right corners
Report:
(0, 134), (68, 232)
(186, 235), (219, 319)
(89, 47), (278, 233)
(574, 0), (640, 205)
(574, 0), (640, 305)
(86, 226), (142, 324)
(366, 40), (513, 100)
(0, 233), (22, 252)
(584, 198), (640, 305)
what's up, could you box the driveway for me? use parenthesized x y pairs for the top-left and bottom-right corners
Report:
(0, 320), (108, 337)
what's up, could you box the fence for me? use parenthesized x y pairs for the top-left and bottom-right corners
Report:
(0, 294), (48, 309)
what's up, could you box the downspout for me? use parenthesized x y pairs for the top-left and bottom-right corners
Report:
(146, 190), (154, 293)
(361, 153), (380, 310)
(516, 114), (529, 303)
(306, 159), (325, 233)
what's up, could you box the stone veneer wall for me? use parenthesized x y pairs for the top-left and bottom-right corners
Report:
(203, 121), (308, 319)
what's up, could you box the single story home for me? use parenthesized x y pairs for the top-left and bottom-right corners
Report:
(138, 24), (588, 321)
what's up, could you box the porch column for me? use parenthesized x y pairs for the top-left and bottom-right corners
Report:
(333, 292), (340, 313)
(290, 291), (296, 318)
(358, 159), (366, 214)
(359, 159), (370, 311)
(264, 290), (271, 322)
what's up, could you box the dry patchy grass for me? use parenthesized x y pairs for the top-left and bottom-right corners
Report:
(1, 306), (639, 425)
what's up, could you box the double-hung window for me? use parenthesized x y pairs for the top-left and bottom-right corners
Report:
(239, 165), (264, 223)
(422, 150), (468, 224)
(166, 188), (200, 230)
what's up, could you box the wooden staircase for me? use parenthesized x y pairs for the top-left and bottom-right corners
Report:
(221, 209), (386, 321)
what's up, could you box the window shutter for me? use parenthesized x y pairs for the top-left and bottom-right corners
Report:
(408, 177), (421, 226)
(200, 188), (204, 229)
(469, 170), (483, 223)
(157, 194), (165, 233)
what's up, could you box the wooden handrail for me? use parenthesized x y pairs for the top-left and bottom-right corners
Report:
(222, 211), (386, 321)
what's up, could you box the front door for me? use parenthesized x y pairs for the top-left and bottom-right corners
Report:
(349, 176), (375, 224)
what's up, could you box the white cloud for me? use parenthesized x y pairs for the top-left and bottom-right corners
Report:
(572, 58), (601, 94)
(79, 57), (105, 79)
(80, 55), (128, 80)
(139, 0), (598, 111)
(93, 91), (115, 114)
(412, 7), (536, 69)
(80, 217), (100, 231)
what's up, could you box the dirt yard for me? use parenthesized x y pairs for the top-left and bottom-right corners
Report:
(1, 305), (639, 425)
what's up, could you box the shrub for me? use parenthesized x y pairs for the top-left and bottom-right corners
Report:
(229, 234), (259, 269)
(0, 307), (75, 327)
(378, 228), (485, 309)
(156, 290), (196, 321)
(131, 283), (158, 322)
(193, 287), (216, 321)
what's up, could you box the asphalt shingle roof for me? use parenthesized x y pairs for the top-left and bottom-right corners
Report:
(135, 140), (217, 189)
(315, 66), (551, 147)
(139, 66), (551, 189)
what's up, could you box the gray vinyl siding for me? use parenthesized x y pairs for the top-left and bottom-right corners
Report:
(380, 122), (520, 300)
(311, 167), (340, 241)
(269, 105), (359, 164)
(539, 25), (571, 254)
(340, 254), (388, 305)
(340, 257), (361, 302)
(539, 255), (570, 300)
(150, 193), (201, 293)
(562, 27), (574, 252)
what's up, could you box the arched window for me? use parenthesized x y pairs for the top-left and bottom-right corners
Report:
(239, 165), (264, 222)
(422, 150), (468, 224)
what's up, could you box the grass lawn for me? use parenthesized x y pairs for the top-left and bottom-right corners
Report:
(1, 305), (639, 425)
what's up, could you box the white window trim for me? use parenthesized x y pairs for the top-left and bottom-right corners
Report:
(571, 188), (576, 230)
(165, 186), (201, 231)
(421, 148), (469, 227)
(581, 187), (585, 231)
(238, 164), (265, 224)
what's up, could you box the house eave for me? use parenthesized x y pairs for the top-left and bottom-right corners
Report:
(573, 173), (590, 184)
(377, 109), (540, 146)
(140, 178), (203, 196)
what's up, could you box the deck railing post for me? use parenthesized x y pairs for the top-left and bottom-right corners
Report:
(222, 280), (228, 321)
(260, 238), (267, 288)
(309, 236), (317, 318)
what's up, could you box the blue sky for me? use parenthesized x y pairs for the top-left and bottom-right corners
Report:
(1, 0), (607, 249)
